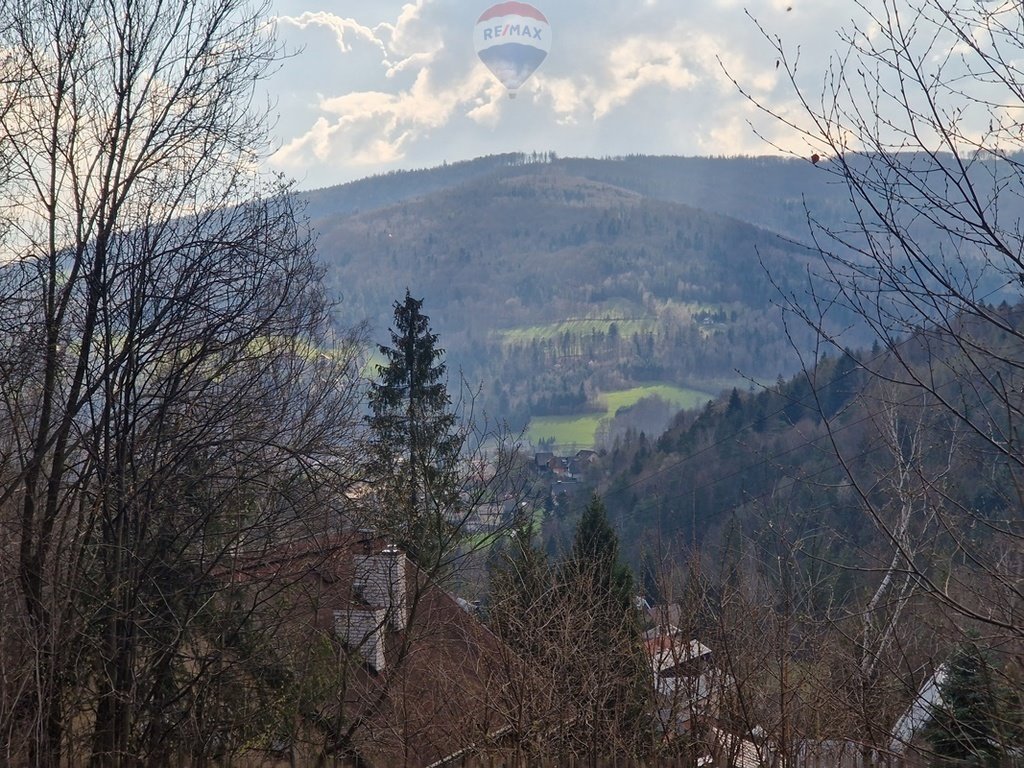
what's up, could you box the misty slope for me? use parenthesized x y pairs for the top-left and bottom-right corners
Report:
(304, 154), (882, 433)
(318, 168), (811, 325)
(582, 302), (1024, 570)
(300, 153), (847, 241)
(300, 154), (528, 221)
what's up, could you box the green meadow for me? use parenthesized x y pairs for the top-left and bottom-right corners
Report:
(527, 413), (605, 450)
(527, 383), (713, 450)
(500, 317), (654, 344)
(599, 384), (711, 414)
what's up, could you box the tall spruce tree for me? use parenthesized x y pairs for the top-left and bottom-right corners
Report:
(487, 499), (653, 762)
(367, 291), (459, 565)
(924, 643), (1017, 766)
(570, 494), (636, 614)
(566, 494), (651, 760)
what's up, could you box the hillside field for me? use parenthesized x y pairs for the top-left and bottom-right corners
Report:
(527, 383), (713, 449)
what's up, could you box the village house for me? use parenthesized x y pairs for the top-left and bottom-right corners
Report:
(229, 532), (513, 767)
(644, 624), (721, 739)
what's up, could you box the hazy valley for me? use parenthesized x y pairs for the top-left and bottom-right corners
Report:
(306, 153), (877, 448)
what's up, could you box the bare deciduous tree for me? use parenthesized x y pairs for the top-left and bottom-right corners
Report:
(0, 0), (367, 764)
(733, 0), (1024, 758)
(487, 507), (653, 766)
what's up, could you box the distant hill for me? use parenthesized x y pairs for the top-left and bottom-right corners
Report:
(303, 154), (874, 437)
(561, 301), (1024, 570)
(300, 154), (533, 221)
(301, 153), (850, 239)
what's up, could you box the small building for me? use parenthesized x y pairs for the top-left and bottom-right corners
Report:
(890, 664), (947, 756)
(462, 502), (504, 534)
(570, 449), (598, 473)
(644, 625), (721, 739)
(229, 533), (513, 767)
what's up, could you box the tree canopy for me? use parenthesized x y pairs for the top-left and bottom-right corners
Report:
(570, 494), (636, 614)
(367, 291), (460, 564)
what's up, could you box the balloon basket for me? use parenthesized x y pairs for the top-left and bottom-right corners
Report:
(508, 92), (517, 100)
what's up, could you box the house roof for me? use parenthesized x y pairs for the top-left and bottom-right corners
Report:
(340, 576), (509, 767)
(706, 727), (764, 768)
(645, 636), (713, 675)
(890, 664), (948, 753)
(225, 532), (512, 767)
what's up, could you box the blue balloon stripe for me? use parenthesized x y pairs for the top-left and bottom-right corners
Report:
(477, 43), (548, 90)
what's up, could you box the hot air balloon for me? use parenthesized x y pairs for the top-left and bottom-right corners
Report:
(474, 2), (550, 99)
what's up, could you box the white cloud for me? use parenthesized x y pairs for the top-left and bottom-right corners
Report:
(385, 51), (437, 78)
(385, 1), (439, 56)
(532, 26), (778, 124)
(271, 64), (501, 173)
(266, 0), (868, 186)
(592, 36), (698, 118)
(276, 11), (388, 58)
(535, 75), (586, 124)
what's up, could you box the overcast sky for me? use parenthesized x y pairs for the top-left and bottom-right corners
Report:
(264, 0), (868, 190)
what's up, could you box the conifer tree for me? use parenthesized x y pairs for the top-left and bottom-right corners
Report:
(487, 501), (652, 762)
(566, 495), (651, 759)
(570, 494), (636, 614)
(367, 291), (459, 565)
(925, 643), (1017, 766)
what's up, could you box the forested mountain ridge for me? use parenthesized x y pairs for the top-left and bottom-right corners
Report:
(302, 153), (849, 240)
(583, 302), (1024, 570)
(300, 154), (532, 220)
(309, 155), (869, 433)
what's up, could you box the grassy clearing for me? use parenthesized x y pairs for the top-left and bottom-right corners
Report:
(527, 414), (605, 450)
(500, 317), (654, 344)
(527, 383), (713, 449)
(498, 302), (736, 346)
(601, 384), (712, 414)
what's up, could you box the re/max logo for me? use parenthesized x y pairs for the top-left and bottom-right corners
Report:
(482, 24), (544, 41)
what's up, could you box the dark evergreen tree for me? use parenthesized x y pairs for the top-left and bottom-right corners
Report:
(726, 387), (743, 416)
(565, 495), (651, 760)
(367, 291), (460, 565)
(924, 643), (1016, 766)
(487, 500), (652, 763)
(486, 524), (551, 653)
(570, 494), (636, 613)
